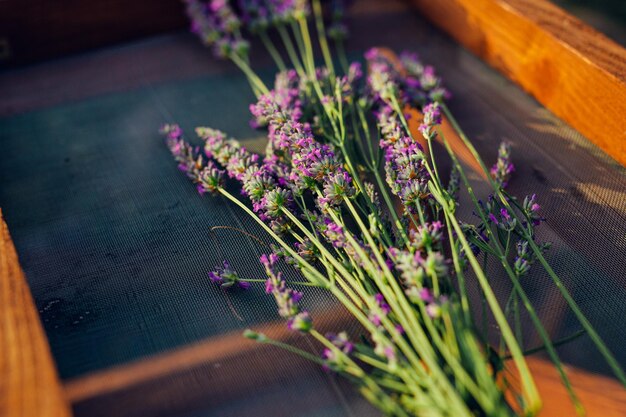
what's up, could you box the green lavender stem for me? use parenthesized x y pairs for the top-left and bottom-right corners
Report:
(311, 0), (335, 77)
(259, 30), (287, 72)
(441, 102), (626, 386)
(441, 136), (583, 412)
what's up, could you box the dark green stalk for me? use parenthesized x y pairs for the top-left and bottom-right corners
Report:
(259, 30), (287, 72)
(441, 102), (626, 386)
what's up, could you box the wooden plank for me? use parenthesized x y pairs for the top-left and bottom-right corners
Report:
(528, 357), (626, 417)
(63, 308), (626, 416)
(410, 0), (626, 166)
(0, 209), (72, 417)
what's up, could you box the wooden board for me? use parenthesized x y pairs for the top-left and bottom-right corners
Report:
(0, 209), (71, 417)
(410, 0), (626, 166)
(63, 315), (626, 417)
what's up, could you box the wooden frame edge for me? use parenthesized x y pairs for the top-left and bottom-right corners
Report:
(410, 0), (626, 166)
(63, 311), (626, 416)
(0, 208), (72, 417)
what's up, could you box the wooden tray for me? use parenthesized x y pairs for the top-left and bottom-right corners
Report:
(1, 1), (625, 416)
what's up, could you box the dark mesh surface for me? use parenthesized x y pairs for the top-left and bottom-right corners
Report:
(0, 1), (625, 416)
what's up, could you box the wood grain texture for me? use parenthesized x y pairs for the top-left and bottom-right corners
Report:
(410, 0), (626, 166)
(63, 307), (626, 416)
(527, 358), (626, 417)
(0, 209), (71, 417)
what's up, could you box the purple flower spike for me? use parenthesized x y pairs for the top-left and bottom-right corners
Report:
(490, 142), (515, 188)
(419, 288), (433, 303)
(260, 253), (312, 333)
(322, 331), (354, 371)
(418, 102), (442, 139)
(208, 260), (249, 290)
(523, 194), (544, 226)
(184, 0), (249, 60)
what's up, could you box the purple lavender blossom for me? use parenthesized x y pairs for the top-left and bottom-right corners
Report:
(250, 81), (356, 201)
(260, 253), (312, 332)
(321, 218), (347, 248)
(513, 241), (532, 277)
(319, 171), (356, 207)
(523, 194), (543, 226)
(195, 126), (295, 229)
(322, 331), (354, 370)
(267, 0), (309, 24)
(375, 101), (432, 213)
(490, 142), (514, 188)
(366, 49), (399, 102)
(294, 239), (318, 262)
(197, 161), (225, 194)
(372, 331), (397, 369)
(390, 248), (426, 290)
(418, 102), (442, 140)
(209, 260), (251, 289)
(498, 208), (517, 230)
(410, 221), (444, 251)
(418, 287), (434, 303)
(369, 293), (391, 326)
(400, 51), (450, 103)
(239, 0), (270, 33)
(161, 124), (205, 181)
(184, 0), (249, 59)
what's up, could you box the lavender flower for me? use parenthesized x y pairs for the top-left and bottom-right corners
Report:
(490, 142), (514, 188)
(513, 241), (532, 277)
(184, 0), (249, 59)
(294, 238), (319, 262)
(391, 249), (428, 301)
(418, 102), (442, 140)
(368, 293), (391, 326)
(400, 51), (449, 103)
(366, 49), (399, 102)
(260, 253), (312, 332)
(425, 296), (448, 319)
(195, 126), (296, 229)
(319, 171), (356, 207)
(409, 221), (444, 252)
(197, 127), (260, 180)
(161, 124), (204, 181)
(375, 101), (432, 213)
(321, 218), (347, 248)
(267, 0), (310, 24)
(523, 194), (543, 226)
(447, 165), (461, 203)
(239, 0), (270, 33)
(209, 260), (251, 289)
(262, 188), (293, 218)
(372, 330), (397, 370)
(197, 161), (225, 194)
(421, 252), (448, 280)
(250, 84), (355, 201)
(322, 331), (354, 371)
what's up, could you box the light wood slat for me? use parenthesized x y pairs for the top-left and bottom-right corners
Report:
(0, 208), (72, 417)
(63, 310), (626, 416)
(529, 358), (626, 416)
(410, 0), (626, 166)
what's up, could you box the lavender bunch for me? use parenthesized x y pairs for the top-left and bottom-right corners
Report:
(161, 2), (626, 416)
